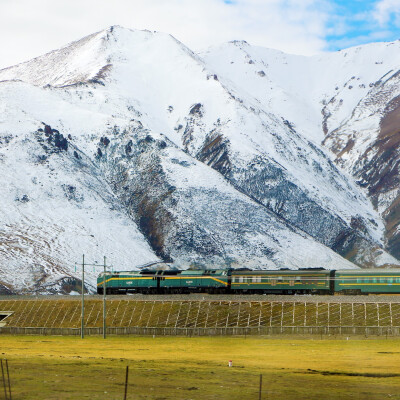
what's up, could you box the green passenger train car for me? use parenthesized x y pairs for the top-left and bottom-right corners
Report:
(97, 269), (229, 294)
(97, 267), (400, 296)
(334, 269), (400, 294)
(97, 268), (334, 295)
(230, 269), (333, 294)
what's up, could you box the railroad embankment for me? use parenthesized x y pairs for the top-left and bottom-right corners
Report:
(1, 296), (400, 336)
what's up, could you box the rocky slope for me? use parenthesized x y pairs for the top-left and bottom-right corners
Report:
(0, 26), (399, 293)
(203, 40), (400, 266)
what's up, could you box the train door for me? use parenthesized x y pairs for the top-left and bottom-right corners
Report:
(329, 270), (336, 294)
(227, 269), (232, 291)
(156, 270), (162, 292)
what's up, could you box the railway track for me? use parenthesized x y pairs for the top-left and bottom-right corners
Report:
(2, 293), (400, 302)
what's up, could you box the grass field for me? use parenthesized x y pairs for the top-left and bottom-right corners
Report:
(1, 336), (400, 399)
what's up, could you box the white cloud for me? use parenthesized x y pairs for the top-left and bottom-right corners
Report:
(373, 0), (400, 25)
(326, 30), (393, 51)
(0, 0), (332, 69)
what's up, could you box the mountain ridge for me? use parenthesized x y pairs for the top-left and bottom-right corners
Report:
(1, 26), (399, 293)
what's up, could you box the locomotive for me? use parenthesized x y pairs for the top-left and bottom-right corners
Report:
(97, 268), (400, 295)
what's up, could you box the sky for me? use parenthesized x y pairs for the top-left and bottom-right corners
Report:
(0, 0), (400, 69)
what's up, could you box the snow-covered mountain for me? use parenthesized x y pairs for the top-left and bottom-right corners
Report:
(0, 26), (399, 293)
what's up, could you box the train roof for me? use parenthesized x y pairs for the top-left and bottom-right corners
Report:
(231, 269), (330, 275)
(181, 269), (227, 275)
(335, 269), (400, 275)
(98, 268), (229, 277)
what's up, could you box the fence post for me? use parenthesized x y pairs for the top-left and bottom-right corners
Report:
(103, 256), (106, 339)
(259, 374), (262, 400)
(5, 360), (11, 400)
(1, 359), (7, 400)
(124, 366), (129, 400)
(81, 254), (85, 339)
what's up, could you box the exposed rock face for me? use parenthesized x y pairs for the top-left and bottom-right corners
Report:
(2, 26), (400, 292)
(0, 282), (14, 295)
(104, 129), (176, 262)
(98, 126), (355, 270)
(188, 107), (385, 267)
(332, 95), (400, 258)
(197, 131), (232, 176)
(321, 65), (400, 262)
(203, 39), (400, 268)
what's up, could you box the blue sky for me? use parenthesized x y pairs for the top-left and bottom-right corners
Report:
(1, 0), (400, 69)
(325, 0), (400, 50)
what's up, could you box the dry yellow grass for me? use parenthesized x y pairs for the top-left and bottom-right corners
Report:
(2, 299), (400, 328)
(1, 335), (400, 399)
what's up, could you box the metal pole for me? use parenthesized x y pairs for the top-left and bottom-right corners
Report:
(103, 256), (106, 339)
(259, 374), (262, 400)
(1, 359), (7, 400)
(124, 366), (129, 400)
(81, 254), (85, 339)
(5, 360), (11, 400)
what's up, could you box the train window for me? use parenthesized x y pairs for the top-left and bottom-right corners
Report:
(296, 276), (301, 282)
(252, 276), (257, 283)
(257, 276), (262, 283)
(232, 277), (235, 283)
(389, 278), (394, 283)
(357, 278), (361, 283)
(239, 277), (244, 283)
(373, 278), (377, 283)
(278, 276), (283, 282)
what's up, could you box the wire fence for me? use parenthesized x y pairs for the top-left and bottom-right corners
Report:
(1, 299), (400, 335)
(0, 326), (399, 337)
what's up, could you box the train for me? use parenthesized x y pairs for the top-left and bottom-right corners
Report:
(97, 268), (400, 295)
